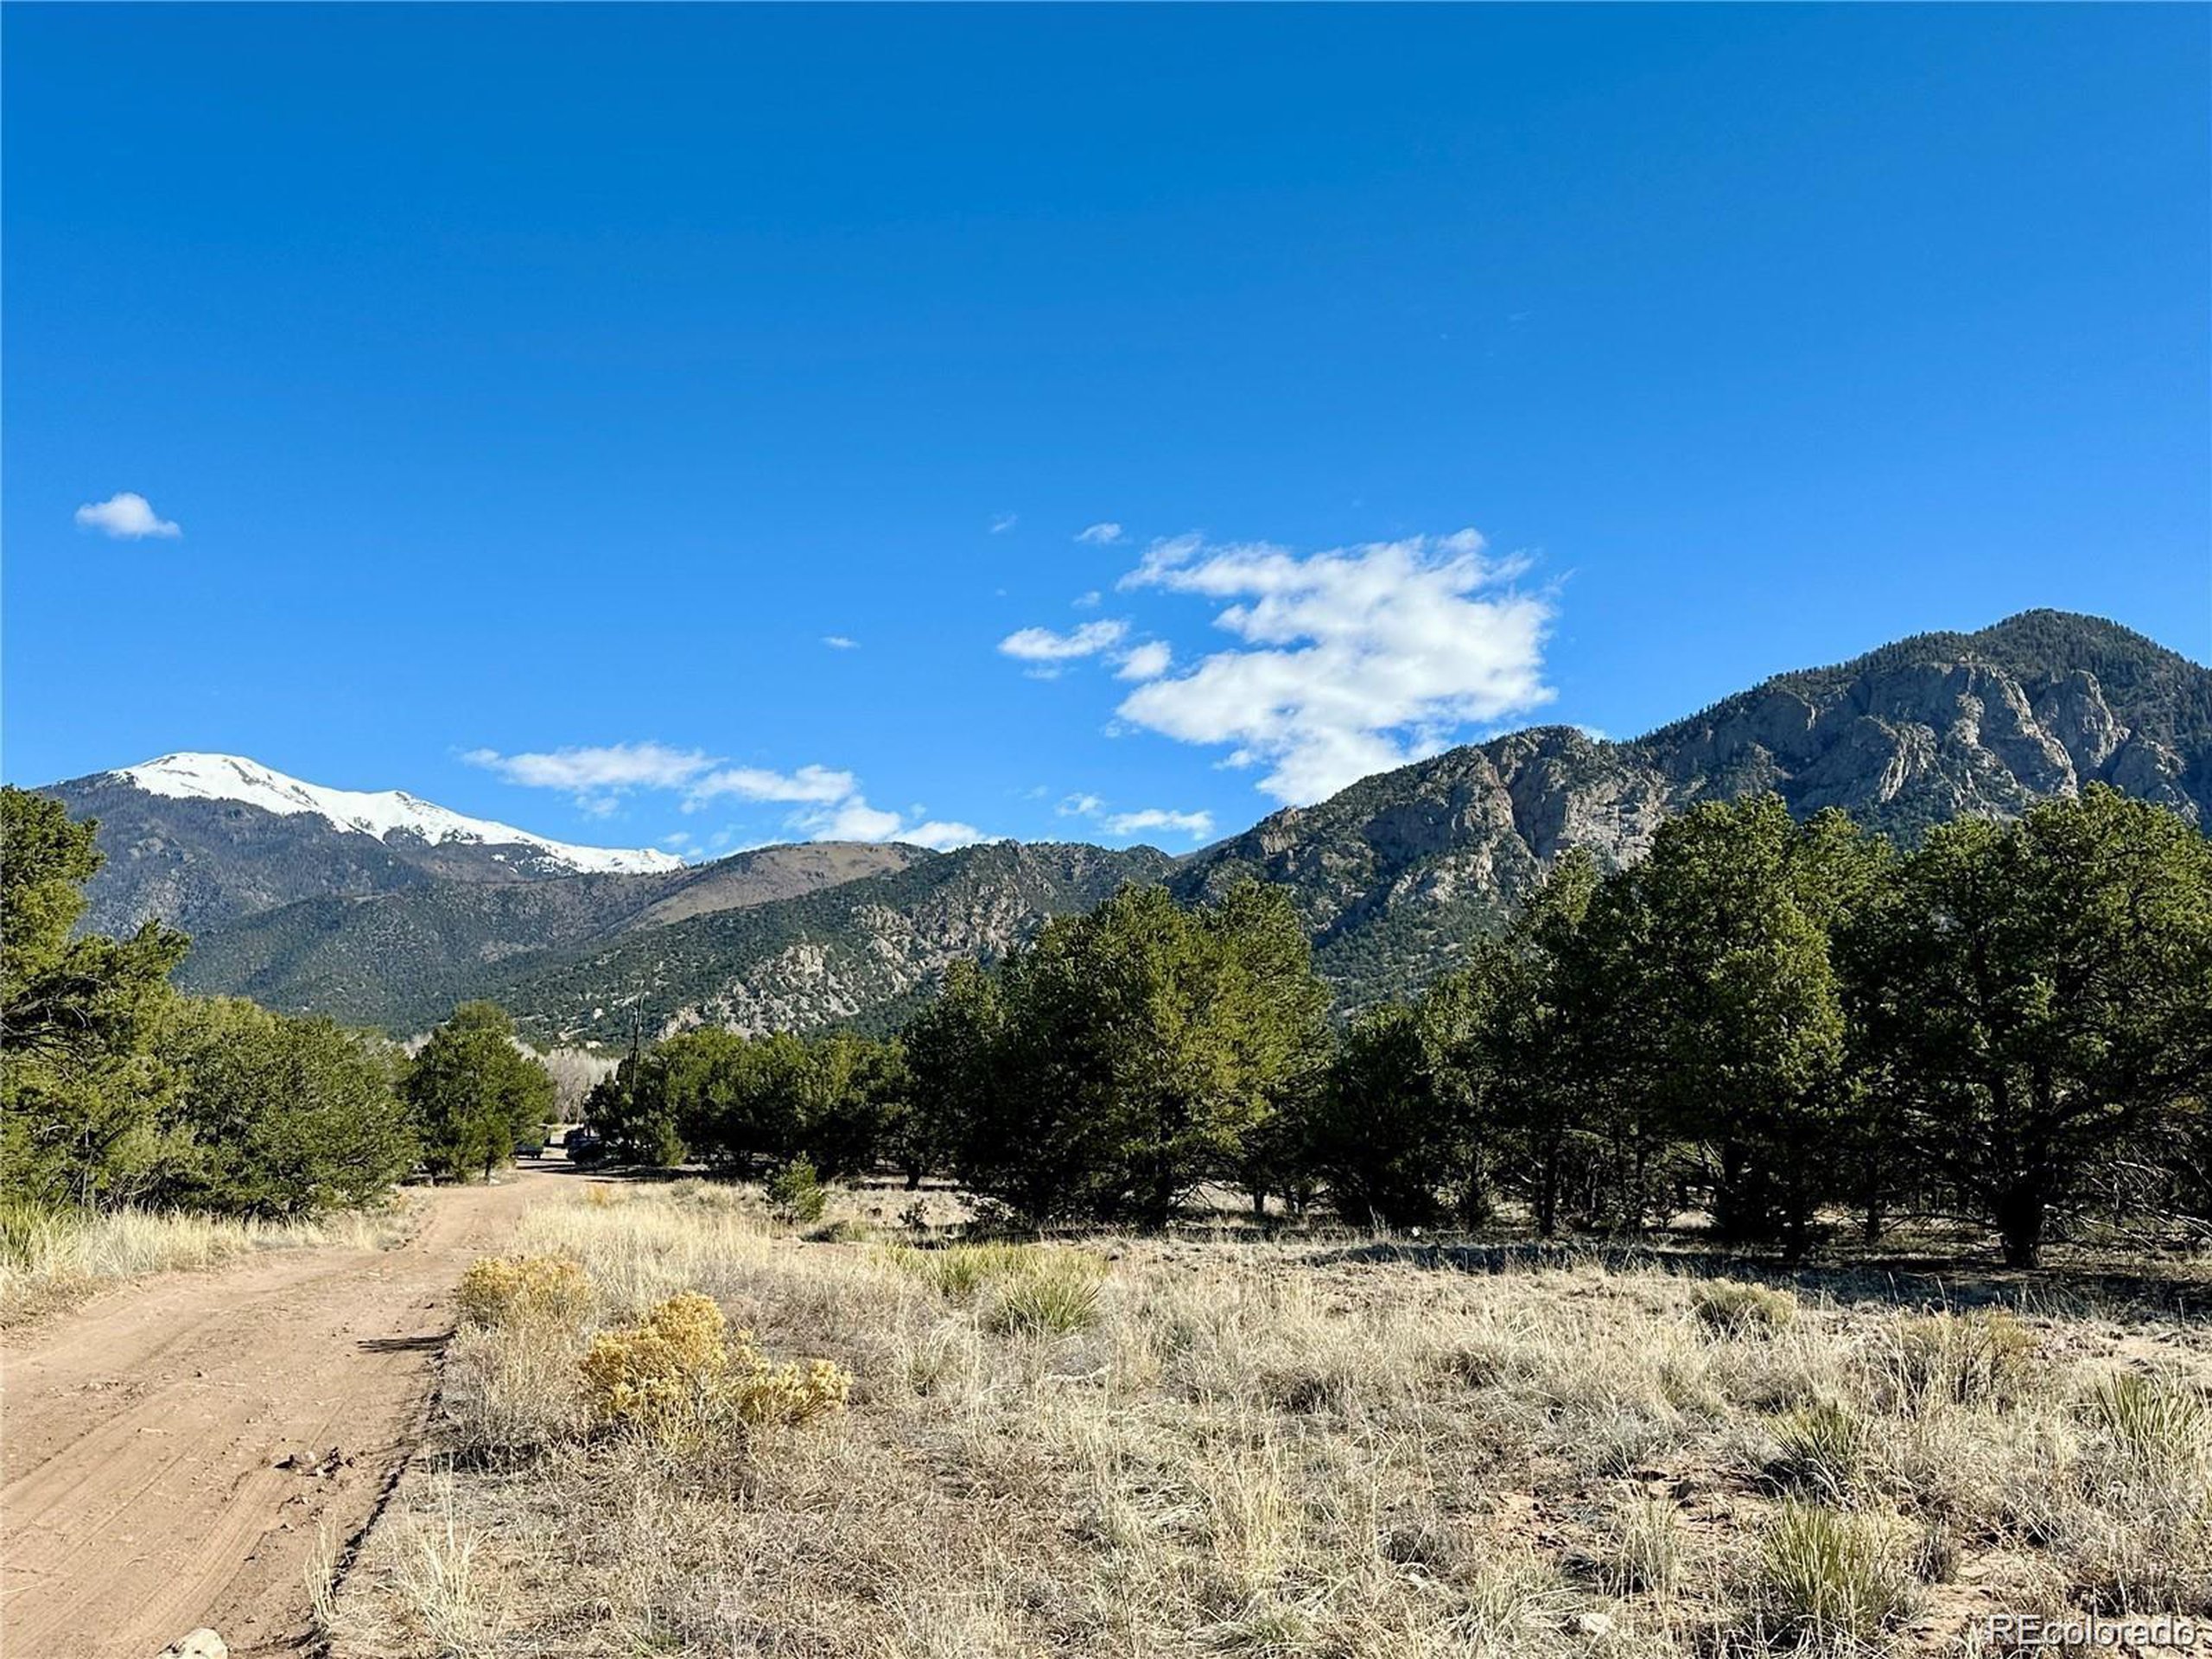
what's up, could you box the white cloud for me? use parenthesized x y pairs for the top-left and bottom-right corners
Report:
(796, 796), (906, 841)
(685, 764), (856, 806)
(74, 492), (181, 539)
(1052, 791), (1212, 846)
(1076, 522), (1124, 545)
(902, 819), (988, 850)
(989, 512), (1020, 534)
(1104, 807), (1215, 843)
(793, 794), (987, 849)
(469, 737), (989, 851)
(1112, 529), (1553, 804)
(1115, 640), (1173, 682)
(997, 618), (1128, 662)
(822, 634), (859, 650)
(463, 741), (715, 794)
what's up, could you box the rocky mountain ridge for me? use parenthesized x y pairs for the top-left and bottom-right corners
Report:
(1176, 610), (2209, 1002)
(37, 610), (2211, 1037)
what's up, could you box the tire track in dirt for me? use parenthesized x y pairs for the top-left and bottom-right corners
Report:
(2, 1167), (554, 1658)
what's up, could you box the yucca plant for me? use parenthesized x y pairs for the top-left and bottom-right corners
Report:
(985, 1255), (1105, 1335)
(2089, 1371), (2209, 1480)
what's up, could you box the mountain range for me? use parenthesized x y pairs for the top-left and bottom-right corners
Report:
(35, 610), (2211, 1045)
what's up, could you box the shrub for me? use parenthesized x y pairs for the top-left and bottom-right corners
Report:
(456, 1255), (592, 1331)
(766, 1158), (829, 1226)
(1768, 1400), (1872, 1500)
(1694, 1280), (1797, 1334)
(579, 1292), (850, 1446)
(1754, 1502), (1916, 1643)
(1885, 1308), (2038, 1411)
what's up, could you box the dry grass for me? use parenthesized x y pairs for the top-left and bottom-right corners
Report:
(0, 1199), (415, 1323)
(326, 1185), (2212, 1658)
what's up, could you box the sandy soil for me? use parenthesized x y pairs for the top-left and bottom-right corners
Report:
(2, 1166), (556, 1659)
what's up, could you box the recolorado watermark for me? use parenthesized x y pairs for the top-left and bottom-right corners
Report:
(1986, 1613), (2203, 1649)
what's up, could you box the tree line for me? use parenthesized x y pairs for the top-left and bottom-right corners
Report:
(588, 785), (2210, 1268)
(2, 788), (560, 1217)
(9, 782), (2209, 1268)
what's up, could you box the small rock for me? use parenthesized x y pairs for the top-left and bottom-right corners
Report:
(159, 1630), (227, 1659)
(1573, 1611), (1615, 1640)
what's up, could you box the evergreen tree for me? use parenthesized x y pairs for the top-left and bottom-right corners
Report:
(925, 882), (1330, 1227)
(1, 788), (188, 1207)
(1848, 786), (2212, 1267)
(402, 1001), (556, 1183)
(1478, 850), (1601, 1238)
(153, 997), (416, 1215)
(1557, 799), (1866, 1251)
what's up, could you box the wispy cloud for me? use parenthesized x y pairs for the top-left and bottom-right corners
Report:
(997, 619), (1128, 662)
(685, 764), (857, 806)
(1076, 522), (1124, 545)
(463, 741), (715, 794)
(822, 634), (859, 650)
(989, 512), (1020, 535)
(1054, 791), (1214, 846)
(467, 740), (988, 851)
(74, 491), (181, 540)
(1109, 528), (1554, 804)
(1104, 806), (1215, 842)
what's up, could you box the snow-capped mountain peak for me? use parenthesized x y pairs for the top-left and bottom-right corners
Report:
(114, 753), (683, 875)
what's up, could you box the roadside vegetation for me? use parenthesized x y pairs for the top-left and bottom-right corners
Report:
(325, 1180), (2211, 1657)
(0, 787), (562, 1313)
(0, 1198), (416, 1323)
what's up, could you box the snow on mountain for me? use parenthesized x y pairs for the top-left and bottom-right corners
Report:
(115, 753), (684, 876)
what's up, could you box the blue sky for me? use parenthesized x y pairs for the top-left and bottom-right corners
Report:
(6, 5), (2206, 855)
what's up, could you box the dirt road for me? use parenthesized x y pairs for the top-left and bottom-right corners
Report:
(2, 1167), (553, 1658)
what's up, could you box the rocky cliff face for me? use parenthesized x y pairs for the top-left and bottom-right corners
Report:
(1179, 611), (2210, 1006)
(1638, 612), (2208, 830)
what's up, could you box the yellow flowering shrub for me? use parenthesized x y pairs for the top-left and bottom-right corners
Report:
(456, 1254), (593, 1330)
(579, 1291), (851, 1445)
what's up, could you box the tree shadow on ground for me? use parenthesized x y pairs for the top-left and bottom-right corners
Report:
(1294, 1238), (2212, 1320)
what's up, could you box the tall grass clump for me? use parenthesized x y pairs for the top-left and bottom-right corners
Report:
(1768, 1401), (1873, 1500)
(984, 1257), (1105, 1336)
(880, 1240), (1109, 1335)
(2086, 1371), (2209, 1482)
(1880, 1308), (2038, 1412)
(1694, 1279), (1798, 1335)
(1753, 1502), (1916, 1644)
(1605, 1494), (1688, 1596)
